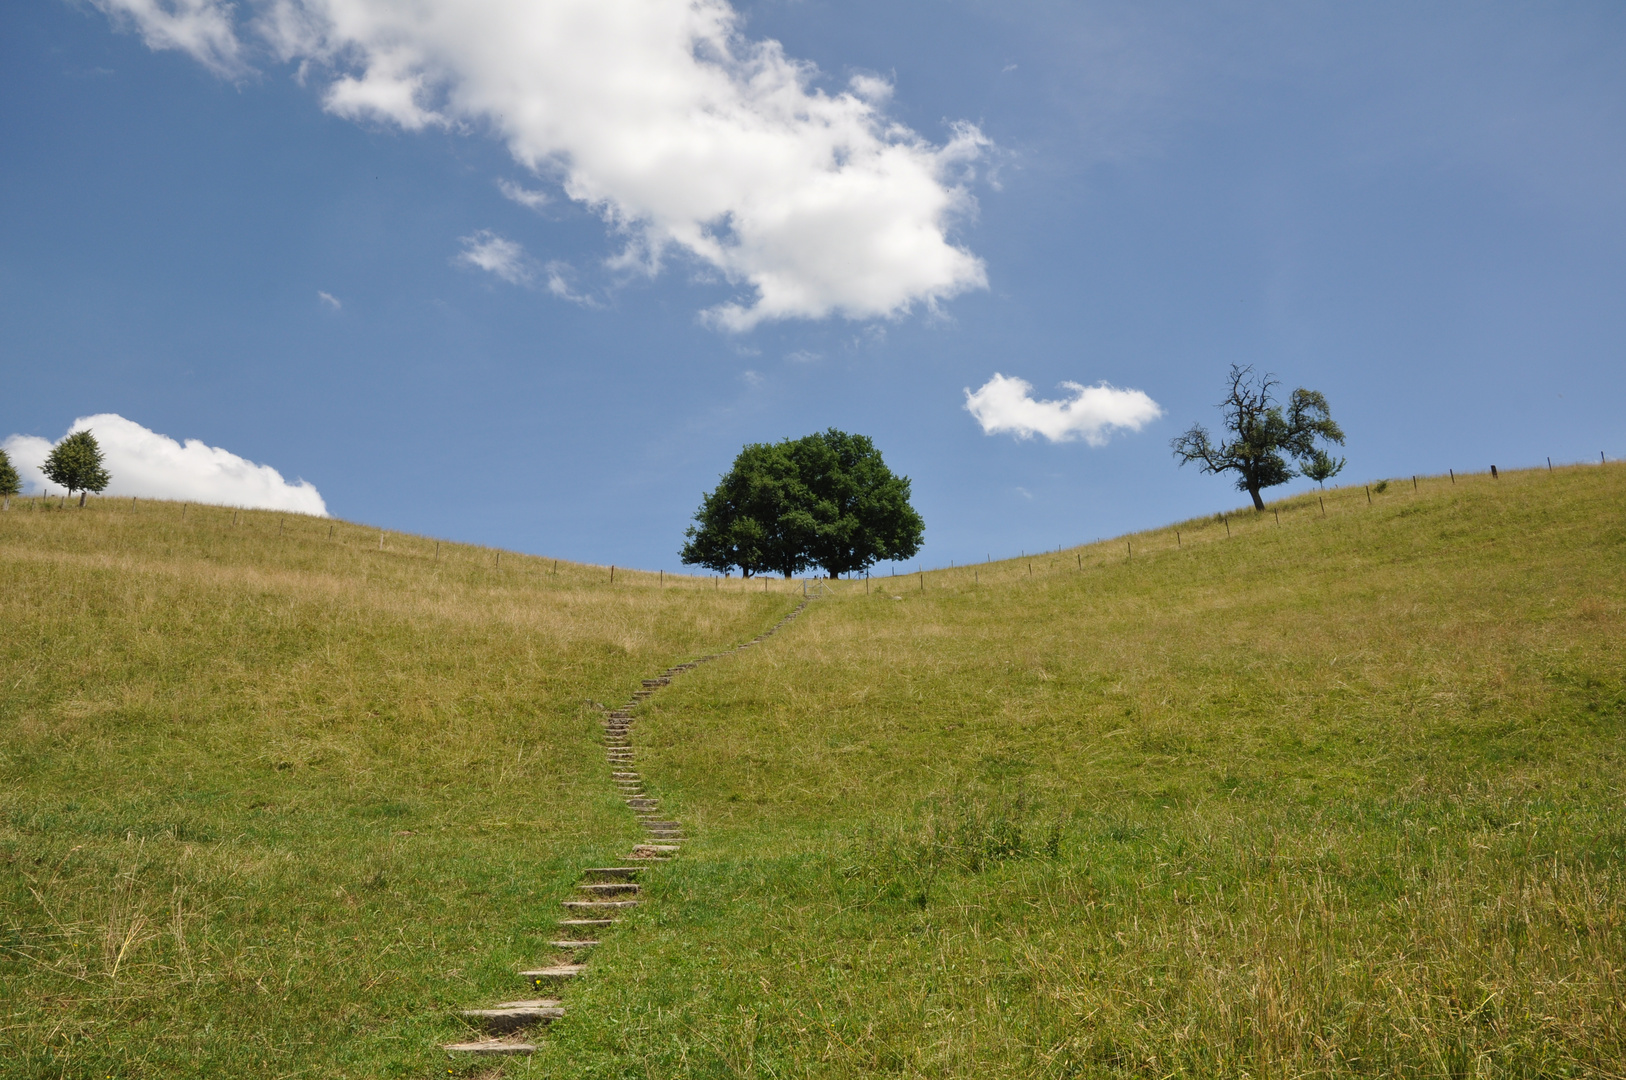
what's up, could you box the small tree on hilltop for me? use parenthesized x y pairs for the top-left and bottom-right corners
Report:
(42, 429), (112, 507)
(0, 449), (20, 511)
(1171, 365), (1345, 511)
(790, 429), (923, 579)
(681, 441), (815, 578)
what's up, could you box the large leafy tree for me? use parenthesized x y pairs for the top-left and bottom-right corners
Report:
(0, 449), (20, 511)
(680, 441), (815, 578)
(1171, 365), (1345, 511)
(681, 429), (923, 579)
(790, 429), (924, 578)
(42, 429), (112, 507)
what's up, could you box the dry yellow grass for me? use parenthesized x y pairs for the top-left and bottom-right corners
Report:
(546, 464), (1626, 1078)
(0, 498), (795, 1078)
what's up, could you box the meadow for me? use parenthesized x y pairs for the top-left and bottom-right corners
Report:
(3, 464), (1623, 1078)
(0, 502), (791, 1077)
(558, 465), (1625, 1079)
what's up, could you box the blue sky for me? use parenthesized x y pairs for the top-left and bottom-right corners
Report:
(3, 0), (1623, 572)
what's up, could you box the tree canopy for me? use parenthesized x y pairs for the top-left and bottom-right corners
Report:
(0, 449), (20, 510)
(1171, 365), (1345, 511)
(42, 429), (112, 506)
(681, 429), (924, 578)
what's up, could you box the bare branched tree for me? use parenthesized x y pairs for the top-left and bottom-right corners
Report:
(1171, 365), (1346, 510)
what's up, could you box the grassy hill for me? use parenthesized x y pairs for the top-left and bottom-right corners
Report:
(4, 465), (1624, 1078)
(0, 503), (795, 1077)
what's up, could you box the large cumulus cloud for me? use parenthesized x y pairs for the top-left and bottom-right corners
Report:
(93, 0), (989, 329)
(4, 414), (328, 514)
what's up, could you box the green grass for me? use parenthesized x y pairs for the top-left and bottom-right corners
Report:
(551, 465), (1625, 1079)
(0, 503), (795, 1077)
(4, 466), (1623, 1078)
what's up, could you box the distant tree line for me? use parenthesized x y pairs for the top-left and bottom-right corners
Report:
(681, 429), (923, 579)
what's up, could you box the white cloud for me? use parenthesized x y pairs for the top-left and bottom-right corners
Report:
(497, 178), (550, 210)
(92, 0), (247, 76)
(964, 373), (1163, 446)
(454, 229), (532, 285)
(784, 349), (820, 364)
(3, 414), (328, 515)
(317, 289), (341, 309)
(543, 261), (599, 306)
(93, 0), (989, 330)
(847, 73), (893, 105)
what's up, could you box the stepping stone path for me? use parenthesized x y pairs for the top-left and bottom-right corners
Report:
(443, 598), (808, 1056)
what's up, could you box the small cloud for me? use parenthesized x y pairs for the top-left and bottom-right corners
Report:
(3, 414), (327, 514)
(317, 290), (341, 310)
(741, 370), (765, 388)
(784, 349), (821, 365)
(1002, 63), (1019, 73)
(543, 261), (600, 307)
(91, 0), (247, 77)
(964, 372), (1163, 446)
(454, 230), (532, 285)
(847, 73), (893, 104)
(497, 178), (550, 210)
(1015, 486), (1033, 499)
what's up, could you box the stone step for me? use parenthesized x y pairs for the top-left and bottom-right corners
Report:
(577, 882), (640, 895)
(626, 800), (659, 810)
(611, 772), (640, 779)
(582, 867), (641, 879)
(641, 679), (670, 688)
(550, 940), (598, 949)
(461, 1001), (565, 1032)
(520, 965), (586, 982)
(559, 918), (616, 927)
(443, 1040), (537, 1055)
(640, 820), (681, 829)
(629, 844), (679, 855)
(562, 899), (640, 910)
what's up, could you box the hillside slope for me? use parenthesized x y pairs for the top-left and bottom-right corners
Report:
(557, 466), (1625, 1079)
(4, 468), (1622, 1079)
(0, 503), (795, 1077)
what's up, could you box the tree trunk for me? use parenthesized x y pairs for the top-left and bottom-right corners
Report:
(1248, 486), (1264, 511)
(78, 490), (87, 508)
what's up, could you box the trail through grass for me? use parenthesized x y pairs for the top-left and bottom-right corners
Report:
(4, 467), (1623, 1078)
(552, 465), (1626, 1078)
(0, 503), (792, 1078)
